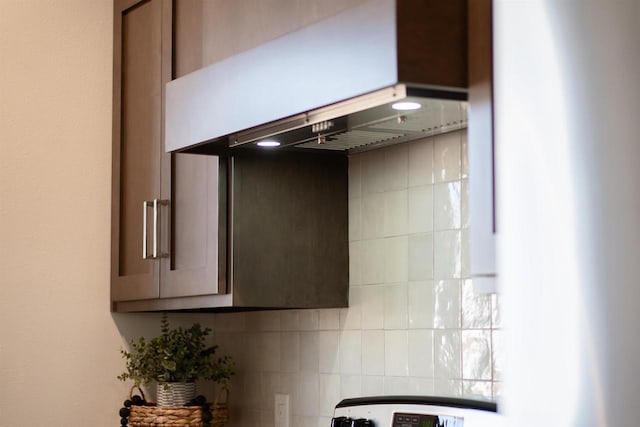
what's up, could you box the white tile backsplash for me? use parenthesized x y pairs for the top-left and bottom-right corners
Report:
(408, 377), (435, 395)
(383, 190), (408, 236)
(460, 179), (470, 229)
(319, 374), (341, 416)
(408, 281), (435, 329)
(434, 181), (461, 230)
(319, 309), (341, 330)
(383, 236), (409, 283)
(361, 375), (384, 396)
(434, 230), (462, 279)
(360, 238), (385, 285)
(359, 284), (385, 329)
(299, 332), (319, 372)
(408, 330), (434, 377)
(434, 131), (461, 183)
(362, 192), (385, 239)
(434, 330), (462, 380)
(280, 332), (300, 373)
(409, 137), (434, 186)
(434, 378), (463, 397)
(385, 330), (409, 377)
(298, 373), (320, 416)
(349, 240), (363, 286)
(318, 331), (340, 374)
(461, 129), (469, 179)
(361, 148), (385, 195)
(408, 233), (434, 281)
(340, 375), (362, 399)
(383, 143), (409, 191)
(348, 197), (362, 242)
(216, 132), (501, 427)
(348, 154), (362, 199)
(462, 330), (492, 380)
(339, 331), (362, 375)
(361, 330), (385, 375)
(280, 310), (299, 331)
(298, 310), (320, 331)
(384, 376), (410, 394)
(408, 185), (434, 234)
(340, 289), (362, 330)
(383, 283), (409, 330)
(434, 280), (461, 329)
(461, 279), (492, 329)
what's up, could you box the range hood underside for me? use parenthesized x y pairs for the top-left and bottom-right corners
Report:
(185, 84), (468, 155)
(235, 86), (468, 154)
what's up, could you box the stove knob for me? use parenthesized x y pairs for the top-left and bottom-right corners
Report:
(330, 416), (350, 427)
(342, 418), (355, 427)
(351, 418), (374, 427)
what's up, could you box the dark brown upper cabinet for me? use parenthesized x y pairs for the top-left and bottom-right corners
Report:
(111, 0), (349, 312)
(111, 0), (223, 310)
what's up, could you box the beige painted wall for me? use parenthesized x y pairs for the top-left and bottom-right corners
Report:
(0, 1), (209, 425)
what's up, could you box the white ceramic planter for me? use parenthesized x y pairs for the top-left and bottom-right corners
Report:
(157, 382), (196, 406)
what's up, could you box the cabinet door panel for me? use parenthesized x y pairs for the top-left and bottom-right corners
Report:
(159, 8), (222, 299)
(111, 0), (164, 302)
(160, 154), (221, 298)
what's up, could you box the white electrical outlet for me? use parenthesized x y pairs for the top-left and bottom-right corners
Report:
(274, 393), (290, 427)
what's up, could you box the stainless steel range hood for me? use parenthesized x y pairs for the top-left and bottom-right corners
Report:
(165, 0), (468, 154)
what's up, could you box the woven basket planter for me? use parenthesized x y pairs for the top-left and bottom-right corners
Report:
(129, 405), (204, 427)
(124, 386), (229, 427)
(210, 388), (229, 427)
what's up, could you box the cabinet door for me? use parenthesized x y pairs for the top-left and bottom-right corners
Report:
(111, 0), (167, 302)
(468, 0), (496, 293)
(159, 2), (222, 299)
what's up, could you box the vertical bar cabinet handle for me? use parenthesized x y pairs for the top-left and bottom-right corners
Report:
(152, 199), (159, 259)
(142, 200), (150, 259)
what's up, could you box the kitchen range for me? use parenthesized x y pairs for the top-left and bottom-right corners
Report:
(330, 396), (500, 427)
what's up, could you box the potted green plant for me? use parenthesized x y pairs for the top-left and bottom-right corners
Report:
(118, 314), (234, 406)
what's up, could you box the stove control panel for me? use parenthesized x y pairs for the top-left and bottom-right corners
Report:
(392, 412), (464, 427)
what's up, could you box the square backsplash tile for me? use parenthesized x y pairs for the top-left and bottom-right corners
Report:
(434, 131), (461, 183)
(434, 230), (462, 279)
(359, 284), (385, 329)
(300, 332), (320, 373)
(408, 233), (434, 281)
(385, 330), (409, 377)
(383, 143), (409, 191)
(384, 236), (409, 284)
(409, 185), (434, 234)
(362, 330), (385, 375)
(408, 281), (435, 329)
(339, 330), (362, 375)
(434, 330), (462, 379)
(408, 329), (434, 377)
(383, 283), (409, 329)
(408, 137), (434, 187)
(434, 181), (461, 231)
(462, 330), (492, 380)
(383, 190), (409, 236)
(434, 280), (461, 329)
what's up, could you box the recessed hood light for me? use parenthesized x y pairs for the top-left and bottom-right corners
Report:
(256, 140), (281, 147)
(391, 101), (421, 111)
